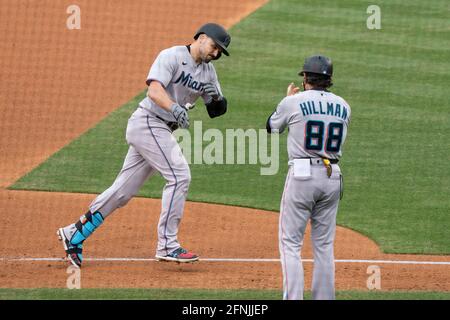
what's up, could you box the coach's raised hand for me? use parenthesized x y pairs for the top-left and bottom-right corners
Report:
(286, 82), (300, 96)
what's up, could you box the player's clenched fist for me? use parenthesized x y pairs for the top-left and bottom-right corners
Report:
(171, 103), (190, 129)
(204, 82), (223, 101)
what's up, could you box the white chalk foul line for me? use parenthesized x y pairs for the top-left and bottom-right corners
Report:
(206, 258), (450, 265)
(1, 257), (450, 265)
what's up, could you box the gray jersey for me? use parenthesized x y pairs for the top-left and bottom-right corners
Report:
(268, 90), (351, 161)
(139, 45), (223, 122)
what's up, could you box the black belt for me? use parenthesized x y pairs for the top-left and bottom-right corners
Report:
(155, 115), (179, 132)
(302, 157), (339, 164)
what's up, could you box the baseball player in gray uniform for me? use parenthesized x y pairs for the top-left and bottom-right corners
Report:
(267, 55), (351, 300)
(57, 23), (231, 267)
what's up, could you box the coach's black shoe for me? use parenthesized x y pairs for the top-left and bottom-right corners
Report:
(57, 228), (83, 268)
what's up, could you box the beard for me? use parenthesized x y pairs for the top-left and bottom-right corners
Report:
(203, 55), (213, 63)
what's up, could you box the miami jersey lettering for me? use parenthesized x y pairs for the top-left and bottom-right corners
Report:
(140, 45), (222, 122)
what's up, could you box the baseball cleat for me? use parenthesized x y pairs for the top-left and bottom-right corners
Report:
(57, 228), (83, 268)
(155, 247), (199, 263)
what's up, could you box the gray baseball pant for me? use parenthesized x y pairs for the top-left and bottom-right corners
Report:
(279, 161), (342, 300)
(90, 107), (190, 256)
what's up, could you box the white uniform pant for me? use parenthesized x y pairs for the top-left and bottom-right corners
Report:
(90, 107), (191, 256)
(279, 161), (342, 300)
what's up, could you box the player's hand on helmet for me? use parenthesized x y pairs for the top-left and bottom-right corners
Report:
(171, 103), (190, 129)
(203, 83), (223, 101)
(287, 82), (300, 96)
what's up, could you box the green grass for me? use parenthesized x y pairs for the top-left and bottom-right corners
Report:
(10, 0), (450, 254)
(1, 288), (449, 300)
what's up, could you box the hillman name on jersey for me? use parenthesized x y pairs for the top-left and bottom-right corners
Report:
(175, 71), (205, 92)
(299, 100), (348, 120)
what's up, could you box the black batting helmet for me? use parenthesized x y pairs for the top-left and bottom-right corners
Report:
(194, 23), (231, 58)
(299, 55), (333, 77)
